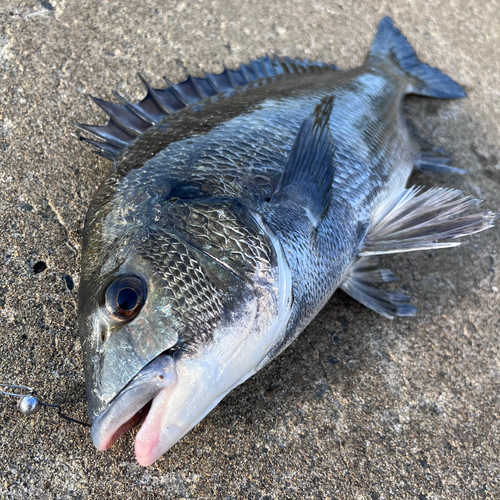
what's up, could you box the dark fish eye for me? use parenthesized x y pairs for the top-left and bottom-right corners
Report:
(102, 276), (146, 322)
(117, 288), (139, 311)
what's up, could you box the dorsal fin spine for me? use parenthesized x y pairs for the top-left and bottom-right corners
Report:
(203, 70), (224, 93)
(250, 60), (266, 78)
(79, 56), (339, 158)
(270, 58), (285, 75)
(163, 78), (190, 106)
(208, 69), (234, 92)
(90, 96), (150, 136)
(229, 67), (250, 86)
(112, 92), (155, 125)
(190, 76), (217, 98)
(182, 76), (203, 100)
(137, 74), (171, 116)
(260, 55), (276, 77)
(80, 136), (122, 158)
(223, 66), (239, 88)
(241, 64), (259, 81)
(156, 88), (185, 113)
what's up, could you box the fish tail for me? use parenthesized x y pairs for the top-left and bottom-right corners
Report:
(369, 17), (466, 99)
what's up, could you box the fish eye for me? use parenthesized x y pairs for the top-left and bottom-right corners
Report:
(102, 276), (146, 322)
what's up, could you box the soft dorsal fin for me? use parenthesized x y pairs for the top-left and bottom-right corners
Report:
(77, 55), (338, 159)
(270, 97), (336, 223)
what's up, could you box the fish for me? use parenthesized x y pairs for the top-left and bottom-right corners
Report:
(76, 17), (496, 466)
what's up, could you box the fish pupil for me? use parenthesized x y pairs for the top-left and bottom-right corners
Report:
(117, 288), (138, 311)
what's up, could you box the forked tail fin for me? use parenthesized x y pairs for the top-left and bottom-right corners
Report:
(369, 16), (466, 99)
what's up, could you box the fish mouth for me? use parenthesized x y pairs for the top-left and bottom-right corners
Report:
(91, 354), (179, 465)
(98, 400), (152, 451)
(89, 341), (258, 467)
(90, 348), (227, 467)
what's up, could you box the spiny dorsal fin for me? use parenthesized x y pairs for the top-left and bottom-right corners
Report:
(361, 186), (497, 256)
(270, 97), (336, 223)
(340, 257), (417, 319)
(77, 56), (338, 159)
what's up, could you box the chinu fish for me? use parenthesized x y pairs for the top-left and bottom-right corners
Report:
(77, 17), (496, 466)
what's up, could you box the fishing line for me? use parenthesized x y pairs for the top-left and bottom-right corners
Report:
(0, 382), (91, 427)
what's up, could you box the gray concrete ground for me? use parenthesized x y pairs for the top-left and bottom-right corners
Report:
(0, 0), (499, 498)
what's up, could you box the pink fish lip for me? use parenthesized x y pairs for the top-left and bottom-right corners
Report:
(90, 354), (178, 452)
(134, 422), (182, 467)
(133, 384), (184, 466)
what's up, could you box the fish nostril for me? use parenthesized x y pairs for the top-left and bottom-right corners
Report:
(100, 328), (107, 343)
(158, 375), (164, 380)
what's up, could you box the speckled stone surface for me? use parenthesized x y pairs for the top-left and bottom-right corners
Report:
(0, 1), (499, 498)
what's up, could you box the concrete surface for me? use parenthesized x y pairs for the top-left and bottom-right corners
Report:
(0, 0), (499, 498)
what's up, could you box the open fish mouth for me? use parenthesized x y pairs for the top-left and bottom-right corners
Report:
(96, 400), (152, 451)
(91, 354), (179, 464)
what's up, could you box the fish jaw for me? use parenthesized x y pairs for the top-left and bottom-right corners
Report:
(134, 390), (181, 466)
(88, 288), (263, 464)
(133, 354), (231, 466)
(91, 355), (178, 451)
(91, 300), (265, 466)
(133, 320), (280, 466)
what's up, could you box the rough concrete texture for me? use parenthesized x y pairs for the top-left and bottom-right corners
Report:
(0, 0), (499, 498)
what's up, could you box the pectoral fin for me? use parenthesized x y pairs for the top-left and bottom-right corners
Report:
(270, 97), (336, 224)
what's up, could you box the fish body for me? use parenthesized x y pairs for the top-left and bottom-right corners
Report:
(77, 18), (495, 466)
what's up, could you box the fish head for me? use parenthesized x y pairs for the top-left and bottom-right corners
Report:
(78, 195), (292, 466)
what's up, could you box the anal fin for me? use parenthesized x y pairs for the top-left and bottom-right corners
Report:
(346, 186), (496, 318)
(408, 121), (469, 176)
(416, 148), (469, 176)
(340, 257), (416, 319)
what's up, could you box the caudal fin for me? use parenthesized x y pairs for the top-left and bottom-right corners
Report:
(369, 17), (466, 99)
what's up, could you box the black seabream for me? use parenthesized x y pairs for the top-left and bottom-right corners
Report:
(77, 17), (496, 466)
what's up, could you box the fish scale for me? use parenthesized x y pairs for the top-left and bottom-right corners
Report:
(160, 199), (274, 281)
(139, 230), (225, 330)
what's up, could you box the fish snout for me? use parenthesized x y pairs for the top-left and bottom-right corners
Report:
(90, 355), (178, 451)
